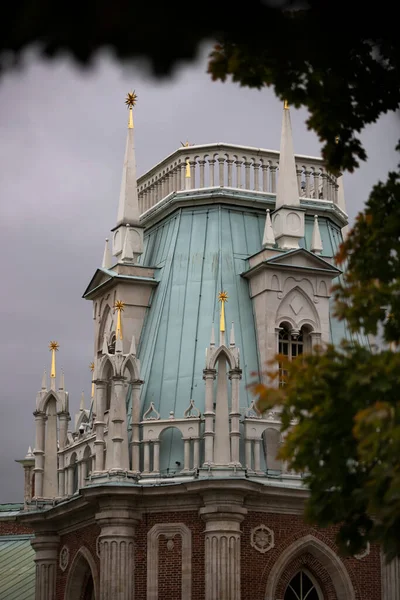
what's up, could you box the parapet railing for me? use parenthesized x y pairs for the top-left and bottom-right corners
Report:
(137, 143), (338, 214)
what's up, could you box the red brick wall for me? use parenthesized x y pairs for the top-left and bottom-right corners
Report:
(241, 512), (381, 600)
(158, 533), (182, 597)
(56, 523), (100, 600)
(135, 510), (205, 600)
(0, 519), (33, 536)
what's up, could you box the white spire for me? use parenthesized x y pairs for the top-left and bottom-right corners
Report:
(80, 391), (85, 411)
(262, 209), (275, 247)
(41, 369), (47, 390)
(59, 370), (65, 391)
(102, 238), (112, 269)
(25, 446), (34, 459)
(129, 333), (137, 357)
(210, 323), (215, 347)
(311, 215), (323, 254)
(116, 112), (140, 227)
(229, 322), (235, 347)
(275, 103), (300, 209)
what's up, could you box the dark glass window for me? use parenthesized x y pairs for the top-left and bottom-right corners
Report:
(278, 325), (303, 385)
(284, 571), (321, 600)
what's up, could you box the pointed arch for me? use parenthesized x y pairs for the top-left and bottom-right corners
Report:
(208, 345), (237, 370)
(265, 535), (356, 600)
(122, 355), (141, 381)
(64, 545), (99, 600)
(38, 390), (63, 414)
(276, 286), (320, 331)
(97, 355), (115, 380)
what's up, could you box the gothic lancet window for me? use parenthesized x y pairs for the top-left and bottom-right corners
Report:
(278, 323), (304, 385)
(284, 570), (322, 600)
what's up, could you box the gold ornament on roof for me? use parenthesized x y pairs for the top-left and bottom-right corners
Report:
(218, 291), (228, 333)
(125, 91), (137, 129)
(114, 300), (125, 340)
(49, 341), (59, 379)
(283, 99), (289, 110)
(89, 362), (95, 398)
(125, 91), (138, 107)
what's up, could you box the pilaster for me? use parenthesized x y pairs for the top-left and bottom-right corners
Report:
(96, 503), (141, 600)
(31, 533), (59, 600)
(200, 497), (247, 600)
(381, 554), (400, 600)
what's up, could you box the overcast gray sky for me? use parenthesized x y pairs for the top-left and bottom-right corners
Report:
(0, 45), (398, 502)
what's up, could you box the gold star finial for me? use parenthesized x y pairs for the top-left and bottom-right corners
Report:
(49, 341), (59, 379)
(218, 291), (228, 332)
(89, 362), (95, 372)
(125, 91), (137, 129)
(125, 91), (137, 108)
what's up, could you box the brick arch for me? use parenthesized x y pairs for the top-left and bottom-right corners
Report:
(264, 534), (357, 600)
(275, 551), (337, 599)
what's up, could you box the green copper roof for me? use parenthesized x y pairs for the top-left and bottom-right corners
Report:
(127, 200), (368, 473)
(0, 535), (35, 600)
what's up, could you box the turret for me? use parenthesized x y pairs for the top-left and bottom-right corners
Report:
(112, 91), (144, 264)
(271, 101), (305, 249)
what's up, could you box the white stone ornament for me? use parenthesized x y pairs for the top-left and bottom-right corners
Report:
(59, 545), (70, 571)
(355, 542), (370, 560)
(250, 525), (275, 554)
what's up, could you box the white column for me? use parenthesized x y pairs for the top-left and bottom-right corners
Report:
(183, 439), (191, 471)
(33, 411), (45, 497)
(31, 533), (59, 600)
(245, 439), (252, 470)
(254, 439), (261, 472)
(143, 442), (150, 473)
(94, 380), (107, 472)
(229, 370), (241, 465)
(381, 554), (400, 600)
(152, 441), (160, 474)
(193, 438), (200, 469)
(200, 502), (247, 600)
(96, 504), (140, 600)
(130, 381), (143, 474)
(203, 369), (216, 465)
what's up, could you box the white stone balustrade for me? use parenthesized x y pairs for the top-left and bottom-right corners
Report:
(137, 143), (339, 214)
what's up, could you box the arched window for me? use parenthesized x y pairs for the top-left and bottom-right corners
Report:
(278, 323), (313, 386)
(284, 570), (322, 600)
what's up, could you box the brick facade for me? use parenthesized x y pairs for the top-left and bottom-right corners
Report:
(49, 509), (382, 600)
(0, 518), (33, 536)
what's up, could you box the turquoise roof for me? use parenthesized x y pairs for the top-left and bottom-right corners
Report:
(0, 535), (35, 600)
(126, 199), (367, 473)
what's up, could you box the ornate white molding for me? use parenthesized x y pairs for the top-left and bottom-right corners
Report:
(250, 525), (275, 554)
(147, 522), (191, 600)
(59, 545), (70, 571)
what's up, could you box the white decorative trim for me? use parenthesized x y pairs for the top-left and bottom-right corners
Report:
(355, 542), (370, 560)
(250, 525), (275, 554)
(147, 523), (191, 600)
(59, 545), (70, 571)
